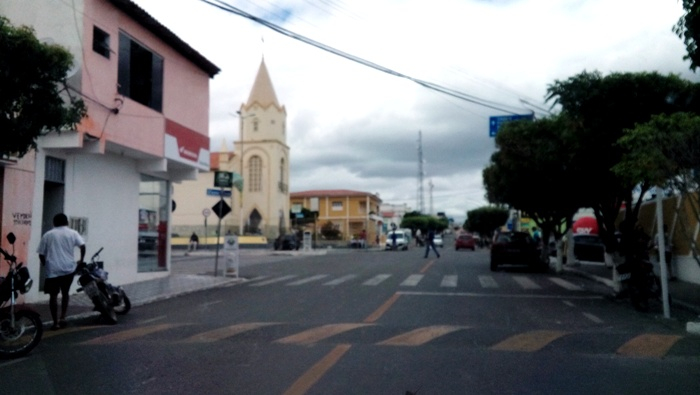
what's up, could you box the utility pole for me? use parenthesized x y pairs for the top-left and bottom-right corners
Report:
(417, 131), (425, 213)
(429, 179), (434, 216)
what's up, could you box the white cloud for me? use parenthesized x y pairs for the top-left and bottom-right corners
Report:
(133, 0), (696, 224)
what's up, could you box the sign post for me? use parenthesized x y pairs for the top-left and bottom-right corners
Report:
(202, 208), (211, 249)
(211, 174), (233, 276)
(489, 114), (534, 137)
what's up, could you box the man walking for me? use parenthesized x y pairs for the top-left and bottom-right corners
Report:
(37, 213), (85, 330)
(424, 228), (440, 259)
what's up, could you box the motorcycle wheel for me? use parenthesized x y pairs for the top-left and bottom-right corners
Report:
(114, 294), (131, 315)
(0, 310), (44, 359)
(92, 295), (117, 325)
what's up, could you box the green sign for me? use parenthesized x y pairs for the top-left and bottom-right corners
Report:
(232, 172), (243, 192)
(214, 171), (233, 188)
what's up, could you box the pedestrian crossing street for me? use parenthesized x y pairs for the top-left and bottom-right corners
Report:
(245, 272), (585, 292)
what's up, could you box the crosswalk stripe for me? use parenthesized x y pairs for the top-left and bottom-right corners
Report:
(400, 274), (424, 287)
(287, 274), (330, 286)
(249, 275), (298, 287)
(491, 330), (568, 352)
(616, 334), (683, 358)
(377, 325), (466, 346)
(275, 323), (373, 345)
(478, 275), (499, 288)
(81, 323), (187, 345)
(582, 312), (604, 324)
(363, 274), (391, 286)
(548, 277), (583, 291)
(182, 322), (281, 343)
(440, 275), (458, 287)
(324, 274), (357, 286)
(513, 276), (541, 290)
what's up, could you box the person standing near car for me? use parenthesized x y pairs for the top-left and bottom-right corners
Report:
(424, 228), (440, 259)
(37, 213), (85, 330)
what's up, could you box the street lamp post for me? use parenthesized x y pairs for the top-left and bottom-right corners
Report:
(236, 111), (255, 236)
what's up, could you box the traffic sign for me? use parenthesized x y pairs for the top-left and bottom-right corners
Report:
(212, 200), (231, 218)
(214, 171), (233, 188)
(202, 208), (211, 217)
(207, 188), (232, 197)
(489, 114), (534, 137)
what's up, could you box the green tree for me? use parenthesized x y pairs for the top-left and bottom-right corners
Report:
(400, 212), (448, 237)
(319, 221), (342, 240)
(614, 112), (700, 268)
(675, 0), (700, 71)
(0, 17), (86, 158)
(463, 206), (509, 238)
(546, 71), (700, 255)
(483, 114), (583, 257)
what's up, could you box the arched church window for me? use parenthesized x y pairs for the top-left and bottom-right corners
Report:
(249, 155), (262, 192)
(253, 118), (259, 132)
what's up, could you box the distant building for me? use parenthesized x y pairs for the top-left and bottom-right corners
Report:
(172, 59), (290, 239)
(0, 0), (218, 301)
(380, 203), (413, 233)
(290, 190), (382, 244)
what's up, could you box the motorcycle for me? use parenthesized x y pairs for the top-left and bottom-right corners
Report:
(76, 247), (130, 324)
(0, 232), (43, 359)
(615, 258), (666, 312)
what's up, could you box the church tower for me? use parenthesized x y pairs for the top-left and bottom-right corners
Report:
(235, 59), (290, 238)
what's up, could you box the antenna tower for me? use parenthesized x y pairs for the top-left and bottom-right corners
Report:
(417, 131), (425, 213)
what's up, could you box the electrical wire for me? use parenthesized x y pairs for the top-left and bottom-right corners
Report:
(200, 0), (530, 115)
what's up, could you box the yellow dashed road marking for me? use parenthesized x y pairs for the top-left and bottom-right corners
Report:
(377, 325), (467, 346)
(80, 323), (187, 345)
(491, 330), (568, 352)
(182, 322), (282, 343)
(616, 334), (683, 358)
(276, 323), (373, 345)
(283, 344), (351, 395)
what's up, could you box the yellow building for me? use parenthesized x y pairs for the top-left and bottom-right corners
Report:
(290, 190), (382, 245)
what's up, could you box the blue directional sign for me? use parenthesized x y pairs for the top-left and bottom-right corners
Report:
(489, 114), (534, 137)
(207, 188), (232, 198)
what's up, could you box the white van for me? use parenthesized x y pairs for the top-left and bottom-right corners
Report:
(386, 230), (411, 250)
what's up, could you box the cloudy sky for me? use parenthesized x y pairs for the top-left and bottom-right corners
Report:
(133, 0), (695, 223)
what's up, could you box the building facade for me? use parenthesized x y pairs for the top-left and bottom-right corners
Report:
(0, 0), (218, 302)
(172, 59), (290, 240)
(290, 190), (382, 245)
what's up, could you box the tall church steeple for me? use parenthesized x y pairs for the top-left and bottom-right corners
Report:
(245, 58), (280, 110)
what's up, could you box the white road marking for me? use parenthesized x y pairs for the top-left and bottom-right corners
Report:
(440, 275), (458, 287)
(286, 274), (330, 286)
(562, 300), (576, 307)
(398, 291), (603, 300)
(582, 312), (604, 324)
(548, 277), (583, 291)
(478, 275), (499, 288)
(139, 315), (167, 324)
(324, 274), (357, 286)
(249, 275), (298, 287)
(513, 276), (541, 290)
(363, 274), (392, 286)
(400, 274), (424, 287)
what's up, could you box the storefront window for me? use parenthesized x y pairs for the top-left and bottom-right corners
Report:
(138, 175), (169, 272)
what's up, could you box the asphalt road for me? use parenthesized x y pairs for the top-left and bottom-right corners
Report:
(2, 244), (699, 394)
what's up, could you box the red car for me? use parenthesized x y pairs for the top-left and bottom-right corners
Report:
(455, 234), (476, 251)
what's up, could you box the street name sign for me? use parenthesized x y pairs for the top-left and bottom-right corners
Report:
(207, 188), (232, 198)
(489, 114), (534, 137)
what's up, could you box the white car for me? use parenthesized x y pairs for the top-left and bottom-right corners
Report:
(433, 234), (444, 248)
(386, 231), (411, 250)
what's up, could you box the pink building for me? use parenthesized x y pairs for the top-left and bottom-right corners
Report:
(0, 0), (219, 302)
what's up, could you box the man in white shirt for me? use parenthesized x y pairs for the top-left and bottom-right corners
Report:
(37, 213), (85, 330)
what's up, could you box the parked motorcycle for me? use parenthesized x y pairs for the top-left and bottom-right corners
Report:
(0, 232), (43, 359)
(76, 247), (130, 324)
(616, 258), (667, 312)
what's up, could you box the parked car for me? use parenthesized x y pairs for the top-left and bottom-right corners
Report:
(385, 230), (411, 250)
(433, 234), (444, 248)
(455, 234), (476, 251)
(490, 231), (547, 272)
(274, 234), (299, 251)
(567, 234), (606, 262)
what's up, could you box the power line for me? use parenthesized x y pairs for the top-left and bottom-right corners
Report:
(200, 0), (529, 115)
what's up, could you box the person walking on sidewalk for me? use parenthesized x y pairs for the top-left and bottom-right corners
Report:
(424, 228), (440, 259)
(37, 213), (85, 330)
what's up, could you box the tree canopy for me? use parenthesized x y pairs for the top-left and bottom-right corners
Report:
(463, 206), (508, 237)
(0, 16), (85, 158)
(675, 0), (700, 71)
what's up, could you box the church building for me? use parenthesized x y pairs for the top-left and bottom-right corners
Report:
(172, 59), (290, 240)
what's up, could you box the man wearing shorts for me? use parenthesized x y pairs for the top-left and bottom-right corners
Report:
(37, 213), (85, 330)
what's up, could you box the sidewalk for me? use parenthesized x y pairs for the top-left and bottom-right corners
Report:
(560, 260), (700, 334)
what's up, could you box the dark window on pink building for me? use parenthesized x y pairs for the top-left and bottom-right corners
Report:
(92, 26), (110, 58)
(117, 32), (163, 112)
